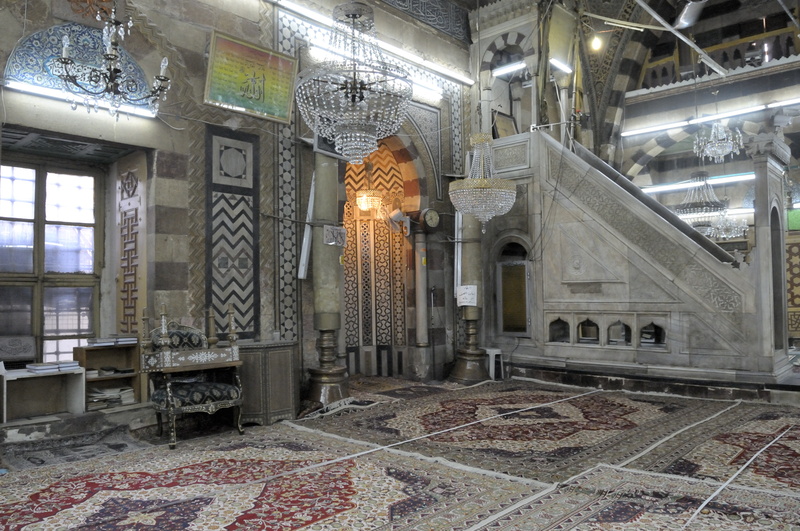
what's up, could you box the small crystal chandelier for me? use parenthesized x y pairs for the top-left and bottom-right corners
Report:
(449, 133), (517, 233)
(707, 213), (748, 240)
(355, 162), (384, 211)
(694, 121), (743, 164)
(53, 2), (170, 116)
(675, 170), (747, 240)
(294, 2), (412, 164)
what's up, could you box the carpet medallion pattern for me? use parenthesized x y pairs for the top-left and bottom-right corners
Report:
(477, 465), (800, 530)
(0, 423), (543, 530)
(296, 381), (736, 483)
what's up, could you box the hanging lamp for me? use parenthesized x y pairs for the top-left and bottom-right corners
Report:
(294, 1), (412, 164)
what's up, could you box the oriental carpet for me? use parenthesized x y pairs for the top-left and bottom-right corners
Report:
(293, 380), (738, 483)
(0, 422), (544, 530)
(627, 401), (800, 493)
(2, 377), (800, 529)
(475, 464), (800, 530)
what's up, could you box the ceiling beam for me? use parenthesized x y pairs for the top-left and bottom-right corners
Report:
(635, 0), (727, 77)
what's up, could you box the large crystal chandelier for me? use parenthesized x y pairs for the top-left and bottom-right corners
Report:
(449, 133), (517, 233)
(295, 2), (412, 164)
(694, 121), (744, 164)
(675, 171), (747, 240)
(53, 2), (170, 116)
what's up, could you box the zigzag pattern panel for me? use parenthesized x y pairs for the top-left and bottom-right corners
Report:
(787, 238), (800, 334)
(345, 145), (405, 196)
(368, 145), (405, 193)
(211, 192), (256, 335)
(786, 240), (800, 307)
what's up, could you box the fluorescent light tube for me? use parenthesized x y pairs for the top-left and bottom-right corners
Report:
(549, 58), (573, 74)
(768, 97), (800, 108)
(4, 80), (156, 117)
(276, 0), (474, 86)
(621, 120), (689, 137)
(688, 105), (766, 124)
(492, 61), (526, 77)
(641, 173), (755, 194)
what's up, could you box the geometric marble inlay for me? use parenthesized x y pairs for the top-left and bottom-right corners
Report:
(207, 128), (260, 339)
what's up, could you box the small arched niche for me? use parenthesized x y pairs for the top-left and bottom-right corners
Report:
(577, 318), (599, 344)
(639, 322), (666, 347)
(549, 318), (570, 343)
(607, 320), (631, 346)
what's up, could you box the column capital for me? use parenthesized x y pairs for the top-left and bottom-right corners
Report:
(745, 132), (790, 165)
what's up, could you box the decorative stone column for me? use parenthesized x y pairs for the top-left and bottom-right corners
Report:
(307, 153), (349, 405)
(448, 213), (490, 384)
(746, 132), (791, 373)
(411, 229), (434, 380)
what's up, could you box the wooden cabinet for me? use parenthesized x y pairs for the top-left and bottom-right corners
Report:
(239, 342), (298, 425)
(72, 344), (146, 409)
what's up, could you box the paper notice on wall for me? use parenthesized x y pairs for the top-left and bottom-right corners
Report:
(457, 285), (477, 307)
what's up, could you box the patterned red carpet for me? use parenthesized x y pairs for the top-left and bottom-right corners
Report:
(0, 422), (543, 529)
(1, 377), (799, 529)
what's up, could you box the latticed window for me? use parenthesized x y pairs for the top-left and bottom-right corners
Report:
(0, 161), (102, 362)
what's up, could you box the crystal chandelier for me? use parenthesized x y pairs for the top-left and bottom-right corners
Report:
(674, 170), (747, 240)
(449, 133), (517, 233)
(53, 2), (170, 116)
(694, 121), (743, 164)
(706, 214), (748, 240)
(294, 2), (412, 164)
(675, 171), (726, 218)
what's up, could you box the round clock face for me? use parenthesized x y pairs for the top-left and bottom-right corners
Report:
(424, 209), (440, 229)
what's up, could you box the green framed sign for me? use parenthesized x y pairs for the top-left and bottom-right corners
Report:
(204, 31), (297, 123)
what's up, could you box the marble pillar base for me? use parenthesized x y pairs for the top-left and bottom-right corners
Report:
(448, 346), (490, 385)
(306, 365), (349, 406)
